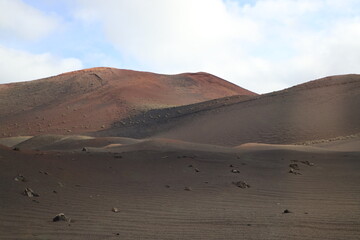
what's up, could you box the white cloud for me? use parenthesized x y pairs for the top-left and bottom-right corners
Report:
(74, 0), (266, 89)
(282, 17), (360, 84)
(0, 0), (60, 41)
(75, 0), (261, 67)
(73, 0), (360, 93)
(9, 0), (359, 93)
(0, 0), (82, 84)
(0, 45), (83, 83)
(227, 0), (360, 91)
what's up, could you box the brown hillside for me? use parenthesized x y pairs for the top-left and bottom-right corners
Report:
(0, 67), (255, 137)
(99, 74), (360, 145)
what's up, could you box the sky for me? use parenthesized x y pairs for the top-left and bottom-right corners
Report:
(0, 0), (360, 93)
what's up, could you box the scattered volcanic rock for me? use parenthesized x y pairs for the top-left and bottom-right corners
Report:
(289, 168), (301, 175)
(283, 209), (292, 214)
(53, 213), (70, 222)
(289, 164), (300, 170)
(23, 188), (39, 197)
(112, 207), (120, 213)
(14, 174), (26, 182)
(301, 160), (314, 166)
(232, 181), (250, 189)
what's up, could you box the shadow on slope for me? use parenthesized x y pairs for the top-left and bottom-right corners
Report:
(97, 74), (360, 146)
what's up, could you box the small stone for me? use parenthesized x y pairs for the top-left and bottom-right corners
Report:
(232, 181), (250, 189)
(82, 147), (88, 152)
(14, 174), (26, 182)
(283, 209), (292, 214)
(53, 190), (57, 194)
(229, 164), (234, 167)
(188, 164), (193, 168)
(289, 168), (301, 175)
(301, 160), (314, 166)
(13, 147), (20, 151)
(112, 207), (119, 213)
(165, 185), (170, 188)
(23, 188), (39, 197)
(231, 169), (240, 173)
(184, 186), (192, 191)
(53, 213), (69, 222)
(289, 163), (300, 170)
(194, 168), (200, 172)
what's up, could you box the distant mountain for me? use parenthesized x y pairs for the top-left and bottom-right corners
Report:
(0, 67), (256, 136)
(99, 74), (360, 146)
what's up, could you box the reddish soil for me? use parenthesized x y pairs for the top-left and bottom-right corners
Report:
(0, 67), (255, 137)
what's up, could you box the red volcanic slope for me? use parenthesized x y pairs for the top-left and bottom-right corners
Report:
(0, 67), (255, 136)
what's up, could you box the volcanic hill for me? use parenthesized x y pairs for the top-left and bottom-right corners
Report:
(99, 74), (360, 146)
(0, 67), (256, 137)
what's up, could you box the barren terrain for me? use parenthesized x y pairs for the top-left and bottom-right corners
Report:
(0, 70), (359, 239)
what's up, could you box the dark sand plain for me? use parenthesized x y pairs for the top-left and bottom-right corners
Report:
(0, 137), (359, 239)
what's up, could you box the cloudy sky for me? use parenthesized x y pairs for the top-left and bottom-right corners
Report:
(0, 0), (359, 93)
